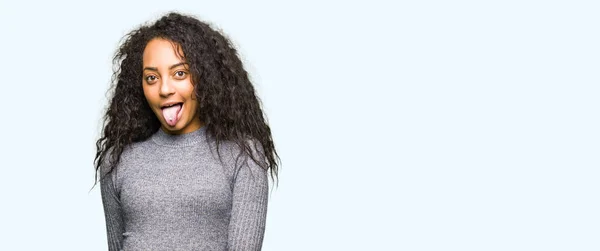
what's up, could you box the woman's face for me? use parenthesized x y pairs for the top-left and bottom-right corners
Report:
(142, 38), (203, 135)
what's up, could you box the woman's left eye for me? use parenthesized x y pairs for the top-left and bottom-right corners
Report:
(175, 71), (186, 77)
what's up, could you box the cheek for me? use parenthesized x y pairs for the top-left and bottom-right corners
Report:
(142, 86), (150, 100)
(185, 101), (199, 117)
(184, 79), (196, 97)
(186, 101), (196, 112)
(142, 86), (157, 103)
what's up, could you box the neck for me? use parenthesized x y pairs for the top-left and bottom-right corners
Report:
(151, 125), (207, 147)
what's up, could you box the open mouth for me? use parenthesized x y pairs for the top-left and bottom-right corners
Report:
(161, 102), (184, 126)
(161, 102), (184, 109)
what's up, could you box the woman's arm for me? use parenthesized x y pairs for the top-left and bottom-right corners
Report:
(100, 169), (125, 251)
(227, 154), (270, 251)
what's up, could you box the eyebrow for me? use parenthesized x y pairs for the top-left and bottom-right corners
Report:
(143, 62), (188, 72)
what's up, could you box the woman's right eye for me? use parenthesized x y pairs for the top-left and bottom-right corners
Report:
(146, 75), (157, 83)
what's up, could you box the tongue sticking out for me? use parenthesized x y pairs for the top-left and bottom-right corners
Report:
(162, 104), (182, 127)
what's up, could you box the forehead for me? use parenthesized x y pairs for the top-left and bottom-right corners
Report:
(142, 38), (185, 66)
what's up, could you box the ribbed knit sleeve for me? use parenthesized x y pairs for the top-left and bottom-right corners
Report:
(100, 168), (125, 251)
(226, 154), (269, 251)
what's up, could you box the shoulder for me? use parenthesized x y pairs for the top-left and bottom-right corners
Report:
(99, 141), (148, 179)
(210, 138), (264, 162)
(214, 138), (267, 180)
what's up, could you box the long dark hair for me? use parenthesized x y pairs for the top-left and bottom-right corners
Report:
(93, 12), (279, 188)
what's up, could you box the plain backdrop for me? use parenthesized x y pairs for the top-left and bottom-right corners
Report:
(0, 0), (598, 250)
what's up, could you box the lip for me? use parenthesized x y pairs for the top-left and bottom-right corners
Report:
(160, 101), (184, 109)
(160, 101), (185, 125)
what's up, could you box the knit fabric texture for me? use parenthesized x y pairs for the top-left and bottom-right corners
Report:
(100, 126), (269, 251)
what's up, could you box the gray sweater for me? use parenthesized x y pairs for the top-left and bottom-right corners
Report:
(100, 126), (269, 251)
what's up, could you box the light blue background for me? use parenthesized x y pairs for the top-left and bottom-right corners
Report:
(0, 0), (598, 250)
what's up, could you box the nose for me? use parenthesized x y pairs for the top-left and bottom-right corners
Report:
(159, 78), (175, 98)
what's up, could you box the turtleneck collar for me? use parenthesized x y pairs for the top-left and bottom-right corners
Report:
(151, 126), (207, 147)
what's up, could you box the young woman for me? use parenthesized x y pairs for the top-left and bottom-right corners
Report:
(94, 12), (279, 251)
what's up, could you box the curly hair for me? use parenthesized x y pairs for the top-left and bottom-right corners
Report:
(93, 12), (279, 187)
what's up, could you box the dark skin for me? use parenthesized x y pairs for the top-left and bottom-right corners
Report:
(142, 38), (204, 135)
